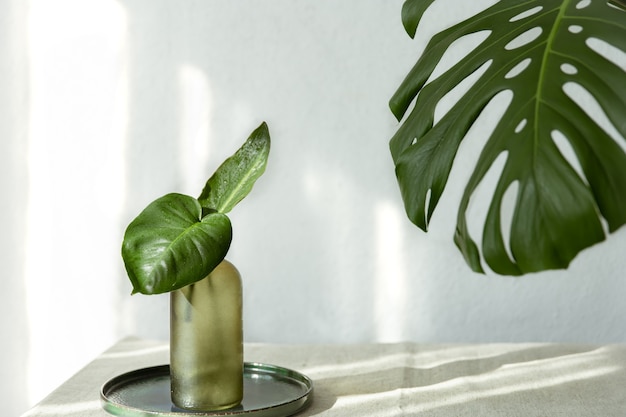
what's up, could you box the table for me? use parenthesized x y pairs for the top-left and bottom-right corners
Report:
(21, 338), (626, 416)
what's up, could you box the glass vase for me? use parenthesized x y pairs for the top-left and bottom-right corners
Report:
(170, 259), (243, 411)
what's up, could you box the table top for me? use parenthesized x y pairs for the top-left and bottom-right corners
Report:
(21, 338), (626, 416)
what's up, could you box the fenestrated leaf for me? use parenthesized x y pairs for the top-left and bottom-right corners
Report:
(198, 122), (270, 214)
(122, 193), (232, 295)
(390, 0), (626, 275)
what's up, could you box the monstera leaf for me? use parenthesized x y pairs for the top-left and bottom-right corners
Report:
(390, 0), (626, 275)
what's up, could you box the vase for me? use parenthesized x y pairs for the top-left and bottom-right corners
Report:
(169, 259), (243, 411)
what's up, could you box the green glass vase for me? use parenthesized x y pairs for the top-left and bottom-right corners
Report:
(170, 260), (243, 411)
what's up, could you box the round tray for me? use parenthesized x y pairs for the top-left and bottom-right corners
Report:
(101, 363), (313, 417)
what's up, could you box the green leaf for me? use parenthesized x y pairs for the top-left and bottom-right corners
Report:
(390, 0), (626, 275)
(122, 193), (232, 295)
(198, 122), (271, 214)
(401, 0), (436, 38)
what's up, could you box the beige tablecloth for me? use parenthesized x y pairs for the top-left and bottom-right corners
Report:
(21, 338), (626, 416)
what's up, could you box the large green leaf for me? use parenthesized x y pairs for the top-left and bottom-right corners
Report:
(390, 0), (626, 275)
(122, 193), (232, 295)
(198, 122), (271, 214)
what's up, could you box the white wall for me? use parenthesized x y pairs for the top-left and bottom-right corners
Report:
(4, 0), (626, 415)
(1, 1), (29, 415)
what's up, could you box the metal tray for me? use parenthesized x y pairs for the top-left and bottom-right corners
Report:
(101, 363), (313, 417)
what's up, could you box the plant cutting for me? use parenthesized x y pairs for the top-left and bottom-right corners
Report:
(121, 122), (270, 411)
(389, 0), (626, 275)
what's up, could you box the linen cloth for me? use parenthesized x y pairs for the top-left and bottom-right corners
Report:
(21, 337), (626, 416)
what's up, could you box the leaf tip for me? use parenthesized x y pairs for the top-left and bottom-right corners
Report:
(255, 121), (270, 139)
(401, 0), (433, 38)
(454, 230), (485, 274)
(389, 98), (406, 122)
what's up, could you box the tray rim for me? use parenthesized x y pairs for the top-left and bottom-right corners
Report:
(100, 362), (313, 417)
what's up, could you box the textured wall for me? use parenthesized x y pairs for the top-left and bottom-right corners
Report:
(4, 0), (626, 415)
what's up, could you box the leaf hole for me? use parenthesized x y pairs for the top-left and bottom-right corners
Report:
(505, 27), (543, 50)
(560, 63), (578, 75)
(433, 60), (492, 124)
(427, 30), (494, 146)
(424, 188), (432, 227)
(509, 6), (543, 22)
(504, 57), (532, 79)
(586, 37), (626, 71)
(500, 180), (519, 264)
(466, 151), (508, 259)
(576, 0), (591, 9)
(515, 119), (527, 133)
(428, 30), (492, 81)
(451, 89), (512, 255)
(411, 137), (417, 146)
(551, 130), (588, 186)
(568, 25), (583, 34)
(563, 82), (626, 153)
